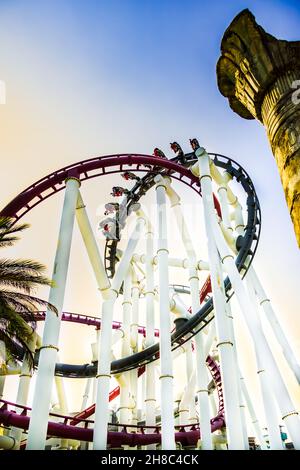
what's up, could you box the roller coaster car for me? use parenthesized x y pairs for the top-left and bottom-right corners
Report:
(104, 202), (119, 215)
(153, 148), (167, 159)
(110, 186), (129, 197)
(121, 171), (140, 181)
(189, 138), (200, 151)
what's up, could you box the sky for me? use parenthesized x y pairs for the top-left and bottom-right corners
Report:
(0, 0), (300, 432)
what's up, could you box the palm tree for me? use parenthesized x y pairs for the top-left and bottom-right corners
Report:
(0, 217), (57, 366)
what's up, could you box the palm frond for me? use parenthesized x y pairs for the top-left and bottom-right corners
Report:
(0, 217), (57, 362)
(0, 304), (37, 367)
(0, 217), (30, 247)
(0, 291), (58, 315)
(0, 236), (21, 248)
(0, 259), (53, 292)
(0, 328), (34, 369)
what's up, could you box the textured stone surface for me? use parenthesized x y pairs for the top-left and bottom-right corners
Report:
(217, 9), (300, 246)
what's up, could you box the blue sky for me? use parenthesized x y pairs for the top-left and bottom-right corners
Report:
(0, 0), (299, 413)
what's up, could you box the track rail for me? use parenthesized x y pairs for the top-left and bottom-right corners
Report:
(0, 153), (261, 377)
(0, 356), (224, 447)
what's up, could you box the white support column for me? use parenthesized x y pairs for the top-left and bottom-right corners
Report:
(239, 373), (268, 450)
(210, 203), (300, 449)
(249, 266), (300, 385)
(93, 215), (146, 450)
(130, 277), (139, 426)
(0, 376), (4, 400)
(225, 301), (248, 449)
(155, 175), (176, 450)
(144, 216), (157, 449)
(209, 390), (218, 417)
(10, 333), (37, 449)
(55, 365), (69, 450)
(119, 269), (132, 427)
(55, 375), (68, 414)
(245, 277), (283, 449)
(193, 147), (245, 449)
(204, 321), (216, 358)
(164, 178), (213, 449)
(81, 378), (92, 411)
(76, 192), (111, 299)
(179, 369), (196, 426)
(26, 176), (80, 450)
(91, 329), (100, 404)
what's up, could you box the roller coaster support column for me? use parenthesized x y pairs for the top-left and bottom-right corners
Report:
(225, 301), (248, 448)
(0, 377), (4, 400)
(239, 372), (268, 449)
(26, 175), (80, 450)
(130, 273), (140, 426)
(119, 269), (132, 427)
(165, 179), (212, 449)
(248, 267), (300, 385)
(10, 333), (37, 449)
(144, 217), (156, 449)
(210, 196), (300, 449)
(81, 378), (92, 410)
(217, 168), (249, 449)
(93, 213), (146, 450)
(76, 192), (111, 298)
(155, 175), (176, 450)
(193, 147), (245, 449)
(245, 277), (284, 449)
(55, 364), (69, 450)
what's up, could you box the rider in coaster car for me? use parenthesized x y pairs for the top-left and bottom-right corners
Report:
(170, 142), (186, 164)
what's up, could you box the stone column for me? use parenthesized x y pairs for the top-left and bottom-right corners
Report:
(217, 9), (300, 246)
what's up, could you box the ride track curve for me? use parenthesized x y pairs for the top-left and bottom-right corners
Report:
(0, 354), (224, 446)
(0, 151), (260, 447)
(0, 152), (261, 378)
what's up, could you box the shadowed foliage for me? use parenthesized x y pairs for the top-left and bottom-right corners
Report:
(0, 217), (57, 367)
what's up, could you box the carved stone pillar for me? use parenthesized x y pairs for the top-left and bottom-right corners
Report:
(217, 9), (300, 246)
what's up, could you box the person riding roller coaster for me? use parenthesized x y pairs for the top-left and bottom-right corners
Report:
(121, 172), (140, 182)
(104, 202), (119, 216)
(170, 142), (186, 164)
(153, 148), (167, 159)
(190, 138), (200, 152)
(110, 186), (130, 197)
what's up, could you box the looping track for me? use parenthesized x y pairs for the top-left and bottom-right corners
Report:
(0, 152), (261, 378)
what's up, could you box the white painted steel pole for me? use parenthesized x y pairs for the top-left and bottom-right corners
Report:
(245, 277), (284, 449)
(93, 215), (146, 450)
(225, 302), (248, 449)
(210, 208), (300, 449)
(76, 192), (111, 298)
(10, 333), (37, 448)
(130, 278), (139, 426)
(249, 266), (300, 385)
(26, 176), (80, 450)
(55, 366), (69, 450)
(239, 374), (268, 449)
(81, 378), (92, 410)
(119, 269), (132, 426)
(155, 175), (176, 450)
(193, 147), (245, 449)
(144, 218), (157, 448)
(214, 181), (248, 448)
(0, 376), (4, 399)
